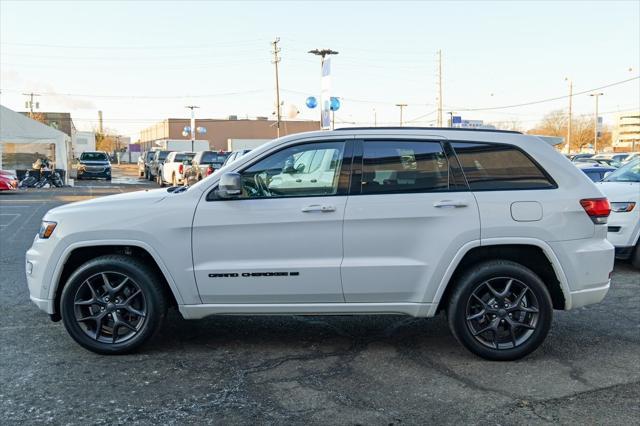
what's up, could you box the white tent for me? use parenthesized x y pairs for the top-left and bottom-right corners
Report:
(0, 104), (71, 180)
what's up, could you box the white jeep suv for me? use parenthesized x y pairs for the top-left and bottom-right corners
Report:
(26, 128), (614, 360)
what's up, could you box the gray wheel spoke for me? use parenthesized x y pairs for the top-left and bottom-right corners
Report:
(101, 273), (114, 294)
(472, 317), (500, 336)
(518, 306), (539, 314)
(466, 310), (486, 321)
(94, 315), (104, 340)
(122, 289), (142, 306)
(75, 298), (96, 306)
(509, 322), (517, 347)
(111, 277), (129, 294)
(485, 282), (500, 298)
(122, 305), (145, 318)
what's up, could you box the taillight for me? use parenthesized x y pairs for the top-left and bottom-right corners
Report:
(207, 166), (214, 176)
(580, 198), (611, 224)
(179, 164), (183, 174)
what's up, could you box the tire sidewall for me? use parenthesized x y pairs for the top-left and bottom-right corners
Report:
(448, 261), (553, 361)
(60, 256), (165, 355)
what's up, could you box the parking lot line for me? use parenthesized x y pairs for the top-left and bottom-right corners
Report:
(0, 213), (20, 227)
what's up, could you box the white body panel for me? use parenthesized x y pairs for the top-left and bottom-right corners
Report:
(596, 181), (640, 248)
(25, 129), (614, 320)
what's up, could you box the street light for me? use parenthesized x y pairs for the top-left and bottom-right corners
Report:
(395, 104), (407, 126)
(309, 48), (339, 130)
(185, 105), (199, 152)
(448, 111), (457, 128)
(589, 93), (604, 154)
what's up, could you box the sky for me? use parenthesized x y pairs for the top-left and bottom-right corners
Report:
(1, 0), (639, 140)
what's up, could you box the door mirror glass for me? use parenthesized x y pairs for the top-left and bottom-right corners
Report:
(217, 172), (242, 198)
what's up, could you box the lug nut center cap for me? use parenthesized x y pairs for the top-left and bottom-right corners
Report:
(498, 308), (507, 317)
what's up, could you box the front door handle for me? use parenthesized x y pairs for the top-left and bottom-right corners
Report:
(301, 204), (336, 213)
(434, 200), (468, 208)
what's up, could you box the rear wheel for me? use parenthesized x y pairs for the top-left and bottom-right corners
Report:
(172, 173), (177, 187)
(60, 255), (167, 354)
(447, 260), (553, 361)
(631, 241), (640, 269)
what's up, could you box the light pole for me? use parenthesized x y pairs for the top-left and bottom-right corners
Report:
(309, 48), (339, 129)
(589, 93), (604, 154)
(448, 111), (457, 127)
(395, 104), (407, 126)
(185, 105), (199, 152)
(565, 78), (573, 153)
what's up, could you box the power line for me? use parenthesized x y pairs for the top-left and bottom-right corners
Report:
(453, 76), (639, 112)
(1, 88), (269, 99)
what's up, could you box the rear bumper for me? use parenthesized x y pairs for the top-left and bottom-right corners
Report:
(614, 246), (635, 260)
(569, 283), (610, 310)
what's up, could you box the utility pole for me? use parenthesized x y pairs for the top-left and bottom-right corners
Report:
(98, 110), (104, 134)
(185, 105), (199, 152)
(436, 50), (443, 127)
(395, 104), (408, 126)
(373, 108), (377, 127)
(565, 78), (573, 153)
(590, 92), (604, 153)
(271, 37), (282, 138)
(22, 92), (41, 117)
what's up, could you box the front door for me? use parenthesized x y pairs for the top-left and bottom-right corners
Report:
(341, 138), (480, 304)
(192, 140), (352, 304)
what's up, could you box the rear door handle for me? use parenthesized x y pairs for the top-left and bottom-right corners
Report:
(434, 200), (468, 208)
(301, 204), (336, 213)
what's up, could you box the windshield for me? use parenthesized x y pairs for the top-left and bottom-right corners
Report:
(603, 159), (640, 183)
(80, 152), (108, 161)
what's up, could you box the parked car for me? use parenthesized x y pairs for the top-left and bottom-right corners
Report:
(140, 151), (156, 180)
(596, 159), (640, 268)
(76, 151), (111, 180)
(575, 162), (616, 182)
(148, 150), (171, 181)
(0, 170), (18, 190)
(183, 150), (230, 186)
(570, 153), (594, 162)
(157, 151), (195, 187)
(621, 152), (640, 164)
(222, 149), (251, 166)
(573, 157), (622, 168)
(592, 152), (631, 163)
(26, 128), (614, 360)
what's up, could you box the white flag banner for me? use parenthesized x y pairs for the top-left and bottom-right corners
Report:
(320, 58), (331, 130)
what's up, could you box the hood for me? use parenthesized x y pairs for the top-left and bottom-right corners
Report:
(47, 188), (168, 217)
(79, 160), (110, 165)
(596, 181), (640, 202)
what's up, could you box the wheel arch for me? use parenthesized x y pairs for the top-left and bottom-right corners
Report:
(430, 239), (571, 315)
(50, 241), (185, 320)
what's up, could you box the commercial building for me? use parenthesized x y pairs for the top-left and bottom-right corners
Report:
(20, 111), (75, 137)
(138, 116), (320, 152)
(611, 110), (640, 152)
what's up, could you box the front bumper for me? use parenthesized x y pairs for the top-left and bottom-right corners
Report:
(78, 169), (111, 179)
(26, 237), (57, 315)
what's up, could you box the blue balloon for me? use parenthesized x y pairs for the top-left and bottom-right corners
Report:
(306, 96), (318, 109)
(330, 97), (340, 111)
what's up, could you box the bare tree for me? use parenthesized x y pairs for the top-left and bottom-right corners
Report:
(528, 110), (604, 153)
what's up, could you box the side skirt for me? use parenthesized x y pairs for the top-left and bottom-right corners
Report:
(179, 302), (435, 319)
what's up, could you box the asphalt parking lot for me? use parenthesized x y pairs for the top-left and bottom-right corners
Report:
(1, 165), (639, 425)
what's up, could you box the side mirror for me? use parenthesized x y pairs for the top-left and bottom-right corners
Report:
(603, 171), (613, 179)
(217, 172), (242, 198)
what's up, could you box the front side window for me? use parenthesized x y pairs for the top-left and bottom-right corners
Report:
(361, 140), (449, 194)
(452, 142), (555, 190)
(238, 142), (346, 198)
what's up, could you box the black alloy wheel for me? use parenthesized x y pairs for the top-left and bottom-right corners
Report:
(447, 260), (553, 361)
(60, 255), (167, 354)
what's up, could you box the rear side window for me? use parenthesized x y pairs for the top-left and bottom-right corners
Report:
(361, 141), (449, 194)
(452, 142), (555, 190)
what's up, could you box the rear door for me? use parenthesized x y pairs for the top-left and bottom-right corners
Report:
(341, 137), (480, 304)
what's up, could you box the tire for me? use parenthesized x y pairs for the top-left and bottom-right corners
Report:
(158, 173), (165, 187)
(172, 173), (177, 187)
(447, 260), (553, 361)
(631, 242), (640, 269)
(60, 255), (168, 355)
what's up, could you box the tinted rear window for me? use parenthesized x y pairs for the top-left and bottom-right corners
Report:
(361, 141), (449, 194)
(80, 152), (108, 161)
(157, 151), (170, 160)
(175, 153), (195, 162)
(452, 142), (555, 190)
(201, 151), (229, 164)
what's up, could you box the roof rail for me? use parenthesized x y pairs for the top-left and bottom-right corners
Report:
(333, 126), (522, 135)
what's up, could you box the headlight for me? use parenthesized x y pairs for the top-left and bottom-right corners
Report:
(611, 202), (636, 212)
(38, 221), (57, 239)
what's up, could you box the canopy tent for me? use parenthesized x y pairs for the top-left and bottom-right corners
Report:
(0, 104), (71, 180)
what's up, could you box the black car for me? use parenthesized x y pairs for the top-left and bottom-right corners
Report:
(148, 150), (171, 181)
(183, 150), (230, 186)
(142, 150), (156, 179)
(77, 151), (111, 180)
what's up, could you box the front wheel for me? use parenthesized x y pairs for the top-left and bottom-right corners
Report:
(60, 255), (168, 354)
(447, 260), (553, 361)
(631, 242), (640, 269)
